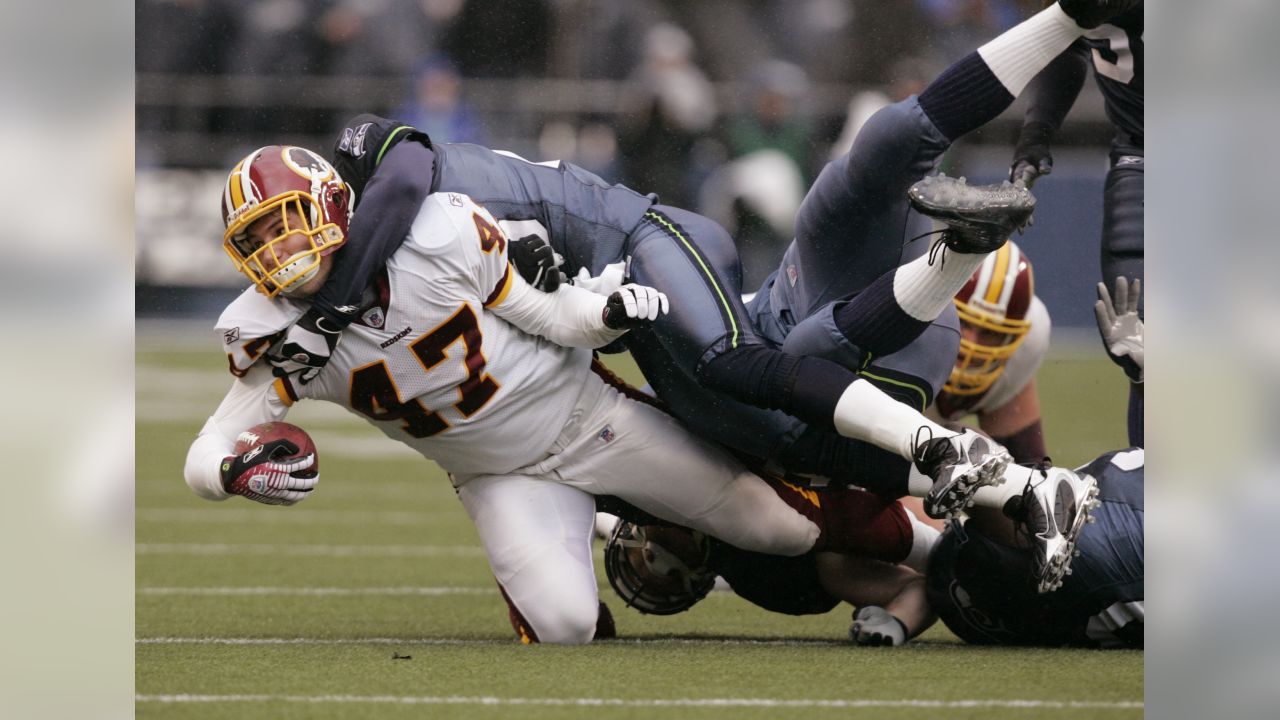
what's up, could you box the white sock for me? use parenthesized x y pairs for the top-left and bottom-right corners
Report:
(970, 463), (1037, 510)
(891, 246), (991, 321)
(902, 509), (941, 573)
(832, 379), (950, 460)
(978, 4), (1085, 96)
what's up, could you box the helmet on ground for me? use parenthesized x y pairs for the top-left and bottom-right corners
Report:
(603, 521), (715, 615)
(221, 145), (351, 297)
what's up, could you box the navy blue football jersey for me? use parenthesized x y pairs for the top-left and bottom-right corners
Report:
(926, 448), (1144, 648)
(1080, 7), (1144, 145)
(332, 114), (656, 278)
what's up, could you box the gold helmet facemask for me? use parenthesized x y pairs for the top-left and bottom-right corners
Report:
(224, 191), (343, 298)
(221, 146), (350, 298)
(944, 242), (1035, 397)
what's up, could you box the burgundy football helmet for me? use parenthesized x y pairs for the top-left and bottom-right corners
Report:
(945, 240), (1036, 397)
(221, 146), (352, 297)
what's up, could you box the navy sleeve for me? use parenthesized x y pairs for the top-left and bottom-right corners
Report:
(331, 113), (432, 204)
(1024, 41), (1090, 130)
(308, 129), (436, 329)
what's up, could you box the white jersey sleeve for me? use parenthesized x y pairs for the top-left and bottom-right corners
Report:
(184, 362), (291, 501)
(492, 271), (627, 349)
(972, 295), (1051, 415)
(215, 287), (305, 377)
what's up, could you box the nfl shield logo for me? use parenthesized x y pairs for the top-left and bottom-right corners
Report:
(362, 307), (386, 329)
(597, 425), (615, 443)
(786, 265), (798, 287)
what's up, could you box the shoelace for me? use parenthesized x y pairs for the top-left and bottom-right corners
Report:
(905, 227), (950, 269)
(910, 425), (937, 464)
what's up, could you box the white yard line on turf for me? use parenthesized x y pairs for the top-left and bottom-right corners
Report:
(137, 543), (485, 557)
(137, 635), (911, 648)
(136, 507), (444, 525)
(134, 694), (1143, 710)
(139, 586), (495, 596)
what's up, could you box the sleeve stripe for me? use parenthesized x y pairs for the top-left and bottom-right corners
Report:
(375, 126), (415, 166)
(483, 265), (514, 307)
(273, 376), (298, 406)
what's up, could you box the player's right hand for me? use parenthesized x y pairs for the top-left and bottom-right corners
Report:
(602, 284), (669, 330)
(1009, 120), (1055, 189)
(220, 440), (319, 506)
(1094, 276), (1144, 383)
(509, 234), (567, 292)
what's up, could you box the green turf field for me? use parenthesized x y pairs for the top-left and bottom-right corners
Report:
(136, 326), (1141, 718)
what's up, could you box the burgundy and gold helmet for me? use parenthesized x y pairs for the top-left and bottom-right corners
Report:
(221, 146), (351, 297)
(946, 241), (1035, 397)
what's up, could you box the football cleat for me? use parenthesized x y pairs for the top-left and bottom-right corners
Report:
(1057, 0), (1142, 30)
(1017, 466), (1101, 593)
(849, 606), (907, 647)
(914, 428), (1012, 519)
(907, 174), (1036, 254)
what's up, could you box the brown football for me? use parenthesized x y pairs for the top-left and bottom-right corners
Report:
(233, 421), (318, 478)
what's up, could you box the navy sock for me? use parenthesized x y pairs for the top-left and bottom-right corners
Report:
(1127, 383), (1144, 448)
(833, 272), (929, 357)
(917, 51), (1016, 141)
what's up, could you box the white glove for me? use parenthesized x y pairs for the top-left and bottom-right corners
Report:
(602, 284), (670, 329)
(573, 261), (626, 296)
(1094, 276), (1143, 383)
(849, 606), (907, 647)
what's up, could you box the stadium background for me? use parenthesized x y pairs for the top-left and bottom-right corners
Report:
(135, 0), (1140, 715)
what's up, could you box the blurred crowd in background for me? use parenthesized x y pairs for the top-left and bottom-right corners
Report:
(137, 0), (1111, 298)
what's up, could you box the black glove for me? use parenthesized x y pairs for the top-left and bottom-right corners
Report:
(219, 439), (318, 506)
(602, 284), (670, 330)
(1009, 120), (1055, 189)
(509, 234), (566, 292)
(270, 308), (343, 385)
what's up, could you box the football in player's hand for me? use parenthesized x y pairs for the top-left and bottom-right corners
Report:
(233, 421), (319, 478)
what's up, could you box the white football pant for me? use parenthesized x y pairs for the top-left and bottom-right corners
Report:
(456, 373), (819, 644)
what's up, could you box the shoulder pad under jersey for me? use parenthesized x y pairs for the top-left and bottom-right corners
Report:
(215, 288), (306, 377)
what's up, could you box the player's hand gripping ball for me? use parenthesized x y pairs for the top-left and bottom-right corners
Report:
(221, 422), (320, 506)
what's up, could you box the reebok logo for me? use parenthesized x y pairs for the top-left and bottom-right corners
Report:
(241, 445), (266, 463)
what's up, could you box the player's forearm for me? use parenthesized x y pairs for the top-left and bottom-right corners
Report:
(493, 270), (627, 348)
(184, 367), (290, 501)
(185, 418), (233, 501)
(309, 141), (435, 329)
(1023, 42), (1089, 130)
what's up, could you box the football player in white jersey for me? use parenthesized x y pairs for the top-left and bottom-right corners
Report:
(184, 146), (1010, 643)
(932, 240), (1050, 465)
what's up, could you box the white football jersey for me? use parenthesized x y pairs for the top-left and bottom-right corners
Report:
(216, 192), (593, 475)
